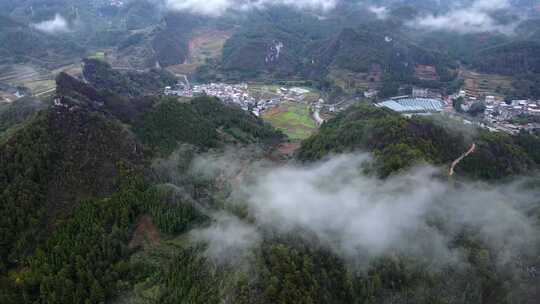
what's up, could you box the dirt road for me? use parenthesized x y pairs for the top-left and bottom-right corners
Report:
(449, 143), (476, 176)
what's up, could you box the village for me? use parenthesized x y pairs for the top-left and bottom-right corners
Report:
(163, 79), (540, 136)
(164, 82), (313, 117)
(450, 90), (540, 134)
(373, 86), (540, 135)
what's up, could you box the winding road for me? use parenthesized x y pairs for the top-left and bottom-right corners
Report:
(449, 143), (476, 176)
(312, 108), (325, 126)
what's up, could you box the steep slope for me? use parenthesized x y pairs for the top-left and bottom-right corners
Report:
(217, 20), (456, 91)
(82, 58), (176, 97)
(0, 67), (287, 302)
(0, 97), (46, 136)
(136, 96), (284, 155)
(0, 77), (145, 273)
(221, 25), (303, 78)
(472, 40), (540, 75)
(310, 26), (454, 79)
(151, 12), (201, 67)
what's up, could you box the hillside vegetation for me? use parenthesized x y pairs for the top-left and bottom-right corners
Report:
(0, 66), (286, 303)
(136, 96), (284, 155)
(0, 15), (82, 68)
(82, 58), (176, 97)
(1, 2), (540, 304)
(298, 104), (539, 179)
(0, 97), (46, 136)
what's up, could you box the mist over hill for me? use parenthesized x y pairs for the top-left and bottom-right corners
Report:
(1, 1), (540, 304)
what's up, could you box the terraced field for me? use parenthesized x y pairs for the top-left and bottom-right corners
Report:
(461, 69), (513, 98)
(327, 67), (382, 95)
(0, 63), (82, 98)
(262, 102), (317, 141)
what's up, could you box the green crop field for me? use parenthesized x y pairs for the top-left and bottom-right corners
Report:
(89, 51), (106, 60)
(262, 102), (317, 141)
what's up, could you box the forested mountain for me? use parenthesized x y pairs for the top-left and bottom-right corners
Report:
(2, 0), (539, 94)
(1, 1), (540, 304)
(0, 15), (83, 67)
(298, 104), (540, 179)
(0, 90), (145, 277)
(1, 69), (539, 303)
(0, 97), (46, 136)
(310, 26), (455, 78)
(472, 40), (540, 75)
(0, 67), (285, 303)
(82, 58), (177, 97)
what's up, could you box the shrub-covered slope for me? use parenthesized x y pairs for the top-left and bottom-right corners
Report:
(136, 96), (284, 155)
(298, 104), (539, 179)
(82, 58), (176, 97)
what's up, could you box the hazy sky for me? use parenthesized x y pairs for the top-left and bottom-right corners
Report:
(409, 0), (519, 34)
(165, 0), (338, 16)
(163, 0), (522, 34)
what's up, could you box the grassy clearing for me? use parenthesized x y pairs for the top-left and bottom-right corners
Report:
(89, 51), (106, 60)
(262, 102), (317, 141)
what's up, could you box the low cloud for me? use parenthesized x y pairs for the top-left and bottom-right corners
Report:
(187, 151), (539, 270)
(409, 0), (520, 34)
(368, 5), (389, 20)
(191, 212), (261, 265)
(32, 14), (71, 34)
(165, 0), (339, 16)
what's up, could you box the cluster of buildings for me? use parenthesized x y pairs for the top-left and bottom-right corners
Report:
(376, 88), (445, 115)
(375, 86), (540, 134)
(376, 97), (445, 115)
(376, 97), (444, 115)
(374, 87), (446, 115)
(449, 90), (540, 134)
(475, 95), (540, 134)
(164, 82), (311, 117)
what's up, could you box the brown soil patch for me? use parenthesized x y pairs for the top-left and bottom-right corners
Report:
(168, 30), (231, 75)
(187, 30), (232, 66)
(129, 215), (161, 249)
(278, 142), (301, 155)
(415, 65), (439, 81)
(263, 105), (288, 118)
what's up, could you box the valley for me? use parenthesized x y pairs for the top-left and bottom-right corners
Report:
(1, 1), (540, 304)
(262, 102), (317, 140)
(0, 62), (82, 102)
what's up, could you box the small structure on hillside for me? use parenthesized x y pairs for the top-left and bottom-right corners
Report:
(376, 97), (444, 114)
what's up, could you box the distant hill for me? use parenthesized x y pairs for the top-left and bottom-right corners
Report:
(416, 31), (510, 65)
(472, 40), (540, 75)
(221, 24), (305, 79)
(309, 26), (452, 76)
(152, 13), (203, 67)
(0, 15), (83, 68)
(215, 20), (456, 94)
